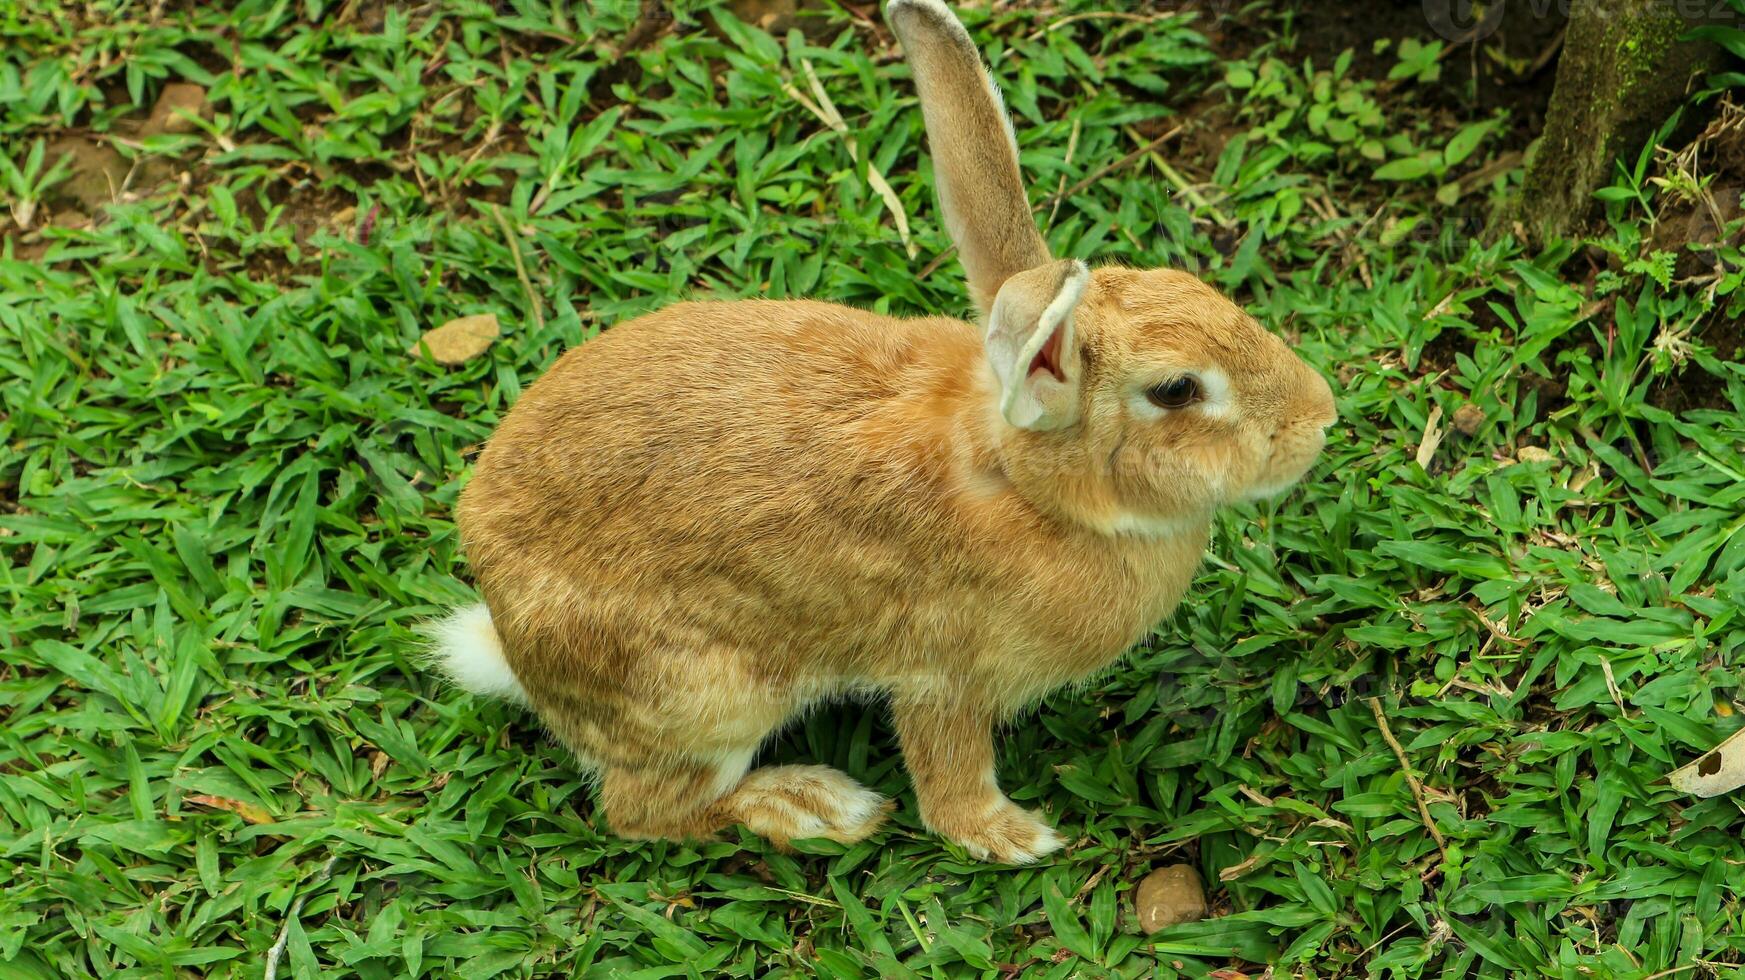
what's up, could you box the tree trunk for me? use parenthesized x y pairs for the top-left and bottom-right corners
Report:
(1508, 0), (1724, 243)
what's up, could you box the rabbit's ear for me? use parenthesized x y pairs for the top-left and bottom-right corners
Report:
(986, 259), (1089, 431)
(888, 0), (1050, 316)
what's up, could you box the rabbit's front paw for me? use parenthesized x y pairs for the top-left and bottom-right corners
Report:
(933, 799), (1064, 864)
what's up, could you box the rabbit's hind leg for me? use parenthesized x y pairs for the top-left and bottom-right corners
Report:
(599, 758), (891, 849)
(526, 685), (762, 842)
(544, 642), (891, 848)
(597, 747), (756, 842)
(713, 765), (892, 848)
(592, 742), (895, 849)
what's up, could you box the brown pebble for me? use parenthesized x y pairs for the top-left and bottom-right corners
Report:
(1135, 864), (1208, 934)
(1451, 403), (1484, 436)
(144, 83), (210, 136)
(48, 209), (89, 230)
(731, 0), (798, 31)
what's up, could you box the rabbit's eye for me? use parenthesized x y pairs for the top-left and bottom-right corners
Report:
(1146, 376), (1201, 410)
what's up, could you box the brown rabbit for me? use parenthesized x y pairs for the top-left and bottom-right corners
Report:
(430, 0), (1336, 863)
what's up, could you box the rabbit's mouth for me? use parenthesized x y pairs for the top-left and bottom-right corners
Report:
(1240, 474), (1311, 503)
(1241, 421), (1332, 501)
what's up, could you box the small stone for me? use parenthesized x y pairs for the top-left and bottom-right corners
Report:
(48, 209), (88, 230)
(731, 0), (799, 31)
(1135, 864), (1208, 934)
(1516, 446), (1556, 465)
(1451, 403), (1485, 436)
(411, 313), (500, 365)
(143, 83), (210, 136)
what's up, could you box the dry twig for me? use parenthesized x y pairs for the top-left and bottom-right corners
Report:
(1367, 697), (1449, 862)
(263, 855), (340, 980)
(492, 204), (545, 331)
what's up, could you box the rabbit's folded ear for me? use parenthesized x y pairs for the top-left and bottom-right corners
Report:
(888, 0), (1051, 316)
(986, 259), (1089, 431)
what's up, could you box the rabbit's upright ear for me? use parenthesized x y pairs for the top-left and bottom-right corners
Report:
(888, 0), (1050, 316)
(986, 259), (1089, 431)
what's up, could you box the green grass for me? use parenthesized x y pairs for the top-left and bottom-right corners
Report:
(3, 1), (1745, 977)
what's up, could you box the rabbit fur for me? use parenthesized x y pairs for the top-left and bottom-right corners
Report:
(431, 0), (1337, 863)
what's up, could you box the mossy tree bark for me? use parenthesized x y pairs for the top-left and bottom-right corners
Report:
(1509, 0), (1723, 243)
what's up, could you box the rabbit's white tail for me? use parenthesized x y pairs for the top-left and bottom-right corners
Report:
(425, 602), (528, 705)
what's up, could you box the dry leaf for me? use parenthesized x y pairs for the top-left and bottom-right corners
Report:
(1599, 657), (1628, 714)
(1516, 445), (1556, 465)
(411, 313), (500, 365)
(1135, 864), (1208, 933)
(186, 793), (276, 825)
(1218, 849), (1266, 881)
(1667, 724), (1745, 797)
(1237, 784), (1275, 807)
(1415, 404), (1444, 470)
(1569, 463), (1599, 494)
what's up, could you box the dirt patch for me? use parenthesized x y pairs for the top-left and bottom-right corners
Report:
(181, 33), (236, 81)
(237, 180), (360, 279)
(1703, 308), (1745, 361)
(1638, 101), (1745, 413)
(1168, 95), (1244, 176)
(5, 133), (139, 259)
(705, 0), (850, 43)
(1299, 1), (1565, 118)
(3, 209), (92, 264)
(1648, 102), (1745, 279)
(43, 135), (129, 215)
(336, 0), (391, 34)
(1203, 0), (1563, 148)
(1417, 326), (1475, 376)
(1649, 310), (1744, 413)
